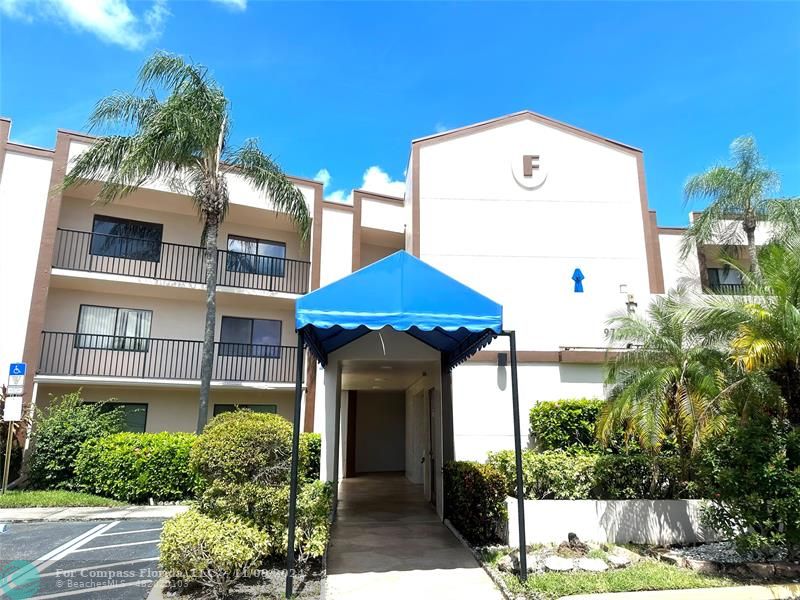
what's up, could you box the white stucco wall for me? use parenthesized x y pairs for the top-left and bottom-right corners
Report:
(506, 498), (719, 547)
(452, 361), (605, 460)
(417, 118), (650, 351)
(659, 232), (701, 291)
(361, 198), (405, 234)
(0, 150), (53, 378)
(319, 207), (353, 286)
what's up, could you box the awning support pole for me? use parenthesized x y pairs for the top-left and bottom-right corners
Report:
(285, 334), (305, 598)
(503, 330), (528, 580)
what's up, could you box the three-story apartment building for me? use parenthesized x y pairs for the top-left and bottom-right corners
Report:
(0, 112), (758, 500)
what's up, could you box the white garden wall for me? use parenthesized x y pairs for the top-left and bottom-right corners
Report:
(506, 498), (720, 547)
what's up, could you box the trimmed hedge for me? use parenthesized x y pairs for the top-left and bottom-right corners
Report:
(190, 410), (296, 487)
(486, 450), (690, 500)
(487, 449), (597, 499)
(529, 398), (605, 452)
(443, 461), (507, 546)
(75, 432), (198, 503)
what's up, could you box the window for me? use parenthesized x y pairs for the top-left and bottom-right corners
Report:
(219, 316), (281, 357)
(91, 215), (163, 262)
(76, 305), (153, 351)
(226, 235), (286, 277)
(90, 402), (148, 433)
(212, 404), (277, 417)
(707, 267), (743, 286)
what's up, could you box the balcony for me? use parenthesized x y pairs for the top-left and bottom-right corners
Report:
(708, 283), (745, 294)
(52, 228), (310, 295)
(37, 331), (298, 384)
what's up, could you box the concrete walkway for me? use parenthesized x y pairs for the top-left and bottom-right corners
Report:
(0, 504), (188, 522)
(326, 473), (503, 600)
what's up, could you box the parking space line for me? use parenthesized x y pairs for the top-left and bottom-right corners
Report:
(68, 539), (159, 553)
(1, 522), (113, 590)
(37, 557), (159, 579)
(26, 579), (153, 599)
(97, 528), (161, 537)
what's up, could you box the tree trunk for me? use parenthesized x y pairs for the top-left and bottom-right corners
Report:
(744, 223), (760, 277)
(197, 216), (220, 434)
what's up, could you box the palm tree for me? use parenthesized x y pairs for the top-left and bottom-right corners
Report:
(689, 238), (800, 423)
(63, 52), (311, 433)
(600, 289), (729, 478)
(681, 136), (780, 277)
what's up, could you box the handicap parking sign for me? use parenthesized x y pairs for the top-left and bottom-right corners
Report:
(7, 363), (26, 396)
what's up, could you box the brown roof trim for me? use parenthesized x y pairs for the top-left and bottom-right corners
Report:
(6, 142), (55, 159)
(0, 119), (10, 185)
(352, 188), (405, 205)
(639, 160), (665, 294)
(659, 226), (686, 235)
(410, 144), (420, 256)
(471, 349), (619, 364)
(321, 200), (354, 212)
(412, 110), (642, 155)
(352, 191), (364, 271)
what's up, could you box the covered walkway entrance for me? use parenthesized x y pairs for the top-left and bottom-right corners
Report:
(284, 251), (528, 596)
(326, 474), (503, 600)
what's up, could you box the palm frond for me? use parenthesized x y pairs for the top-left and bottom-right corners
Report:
(226, 139), (311, 241)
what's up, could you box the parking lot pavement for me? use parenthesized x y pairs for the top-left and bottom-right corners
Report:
(0, 519), (166, 599)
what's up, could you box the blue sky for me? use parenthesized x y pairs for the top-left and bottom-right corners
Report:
(1, 1), (798, 226)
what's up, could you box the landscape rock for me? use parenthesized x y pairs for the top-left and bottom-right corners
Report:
(611, 546), (641, 565)
(745, 562), (775, 579)
(544, 556), (573, 572)
(607, 554), (631, 568)
(577, 558), (609, 572)
(497, 555), (515, 572)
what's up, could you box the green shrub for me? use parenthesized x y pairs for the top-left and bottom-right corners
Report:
(699, 417), (800, 559)
(444, 461), (507, 546)
(75, 432), (198, 503)
(160, 508), (269, 599)
(594, 454), (690, 499)
(293, 480), (333, 561)
(487, 449), (597, 499)
(197, 480), (332, 560)
(29, 392), (124, 490)
(529, 398), (605, 452)
(487, 450), (690, 500)
(300, 432), (321, 481)
(190, 410), (298, 488)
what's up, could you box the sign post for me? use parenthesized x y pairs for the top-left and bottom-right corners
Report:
(2, 363), (26, 494)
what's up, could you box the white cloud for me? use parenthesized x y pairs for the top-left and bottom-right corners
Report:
(313, 168), (331, 189)
(315, 165), (405, 204)
(210, 0), (246, 9)
(361, 166), (406, 198)
(434, 122), (448, 133)
(0, 0), (169, 50)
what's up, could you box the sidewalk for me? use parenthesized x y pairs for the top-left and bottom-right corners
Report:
(560, 583), (800, 599)
(0, 504), (189, 522)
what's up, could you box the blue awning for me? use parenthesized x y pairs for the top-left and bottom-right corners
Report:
(296, 251), (503, 369)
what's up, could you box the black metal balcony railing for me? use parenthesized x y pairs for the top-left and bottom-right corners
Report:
(708, 283), (746, 294)
(38, 332), (297, 383)
(53, 229), (310, 295)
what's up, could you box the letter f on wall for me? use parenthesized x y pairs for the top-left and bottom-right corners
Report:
(523, 155), (540, 177)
